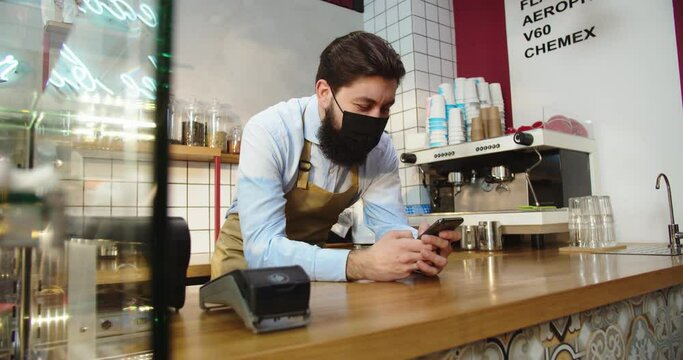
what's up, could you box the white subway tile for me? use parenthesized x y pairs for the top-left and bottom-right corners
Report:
(398, 0), (411, 20)
(419, 186), (430, 204)
(168, 160), (187, 183)
(387, 23), (399, 42)
(364, 1), (375, 21)
(442, 59), (454, 78)
(137, 182), (154, 207)
(400, 71), (415, 92)
(425, 0), (437, 4)
(187, 161), (209, 184)
(399, 35), (413, 55)
(417, 108), (427, 127)
(404, 108), (418, 128)
(62, 152), (84, 180)
(411, 0), (425, 18)
(166, 183), (186, 207)
(398, 17), (412, 38)
(112, 182), (138, 207)
(402, 187), (408, 205)
(414, 34), (427, 53)
(425, 2), (438, 22)
(429, 73), (441, 91)
(84, 158), (111, 180)
(167, 207), (187, 220)
(438, 7), (451, 27)
(138, 161), (153, 182)
(112, 160), (138, 182)
(187, 207), (210, 230)
(61, 180), (83, 206)
(137, 207), (153, 217)
(386, 5), (399, 25)
(210, 185), (231, 208)
(391, 40), (400, 54)
(426, 20), (439, 40)
(416, 71), (429, 90)
(402, 89), (417, 110)
(440, 41), (453, 60)
(416, 89), (431, 104)
(374, 0), (386, 14)
(414, 52), (428, 72)
(387, 0), (398, 9)
(399, 168), (407, 187)
(406, 186), (422, 205)
(375, 12), (386, 31)
(84, 207), (111, 217)
(65, 207), (83, 217)
(412, 16), (426, 36)
(439, 24), (452, 43)
(406, 166), (420, 186)
(230, 186), (236, 203)
(427, 37), (440, 57)
(187, 184), (209, 207)
(390, 112), (404, 132)
(401, 53), (414, 72)
(230, 165), (239, 186)
(429, 56), (442, 75)
(112, 207), (137, 217)
(364, 18), (375, 33)
(84, 181), (111, 206)
(391, 132), (405, 151)
(437, 0), (450, 10)
(190, 230), (210, 254)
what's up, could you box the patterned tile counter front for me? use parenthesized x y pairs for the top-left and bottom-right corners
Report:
(421, 284), (683, 360)
(171, 249), (683, 359)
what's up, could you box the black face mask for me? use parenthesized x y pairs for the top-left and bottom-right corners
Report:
(317, 92), (388, 167)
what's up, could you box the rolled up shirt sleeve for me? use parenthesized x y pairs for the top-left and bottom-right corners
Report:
(237, 120), (349, 281)
(361, 135), (418, 240)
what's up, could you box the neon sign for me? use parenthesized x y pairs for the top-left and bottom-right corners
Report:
(0, 55), (19, 83)
(49, 44), (157, 101)
(78, 0), (158, 28)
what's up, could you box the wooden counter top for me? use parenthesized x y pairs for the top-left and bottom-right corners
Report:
(170, 246), (683, 359)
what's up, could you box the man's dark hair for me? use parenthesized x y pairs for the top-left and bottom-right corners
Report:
(316, 31), (405, 92)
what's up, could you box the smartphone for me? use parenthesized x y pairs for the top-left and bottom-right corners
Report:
(418, 217), (464, 239)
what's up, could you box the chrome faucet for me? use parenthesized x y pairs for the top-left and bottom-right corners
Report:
(655, 173), (682, 250)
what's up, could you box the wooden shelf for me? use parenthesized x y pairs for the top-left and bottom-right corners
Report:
(219, 153), (240, 164)
(169, 144), (220, 161)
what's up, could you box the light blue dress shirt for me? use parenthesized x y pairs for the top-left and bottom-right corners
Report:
(228, 95), (416, 281)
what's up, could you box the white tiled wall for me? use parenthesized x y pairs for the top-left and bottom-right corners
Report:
(62, 157), (237, 255)
(364, 0), (456, 205)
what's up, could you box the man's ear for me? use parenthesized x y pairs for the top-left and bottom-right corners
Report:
(315, 79), (332, 105)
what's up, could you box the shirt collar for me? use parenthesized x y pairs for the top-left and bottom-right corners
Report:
(303, 94), (322, 145)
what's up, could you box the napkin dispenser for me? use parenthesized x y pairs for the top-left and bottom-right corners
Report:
(199, 265), (311, 333)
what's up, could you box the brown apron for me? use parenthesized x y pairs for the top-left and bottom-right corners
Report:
(210, 114), (359, 279)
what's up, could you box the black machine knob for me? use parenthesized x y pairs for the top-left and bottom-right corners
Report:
(400, 153), (417, 164)
(513, 132), (534, 146)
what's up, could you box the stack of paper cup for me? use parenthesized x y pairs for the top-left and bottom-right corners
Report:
(438, 83), (458, 136)
(477, 81), (491, 107)
(428, 94), (448, 148)
(448, 107), (465, 145)
(490, 83), (506, 132)
(463, 79), (480, 142)
(454, 78), (467, 104)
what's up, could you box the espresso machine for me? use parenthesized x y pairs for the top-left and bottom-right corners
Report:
(401, 129), (595, 248)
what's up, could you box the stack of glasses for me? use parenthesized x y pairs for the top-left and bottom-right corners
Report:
(568, 196), (616, 248)
(427, 94), (448, 147)
(490, 83), (505, 133)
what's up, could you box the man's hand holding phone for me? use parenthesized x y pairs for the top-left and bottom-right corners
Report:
(415, 218), (463, 276)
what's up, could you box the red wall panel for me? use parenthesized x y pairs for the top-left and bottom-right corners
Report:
(452, 0), (514, 127)
(674, 0), (683, 106)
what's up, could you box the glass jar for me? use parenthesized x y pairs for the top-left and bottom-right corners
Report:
(181, 99), (206, 147)
(207, 100), (228, 153)
(229, 125), (242, 154)
(167, 96), (182, 144)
